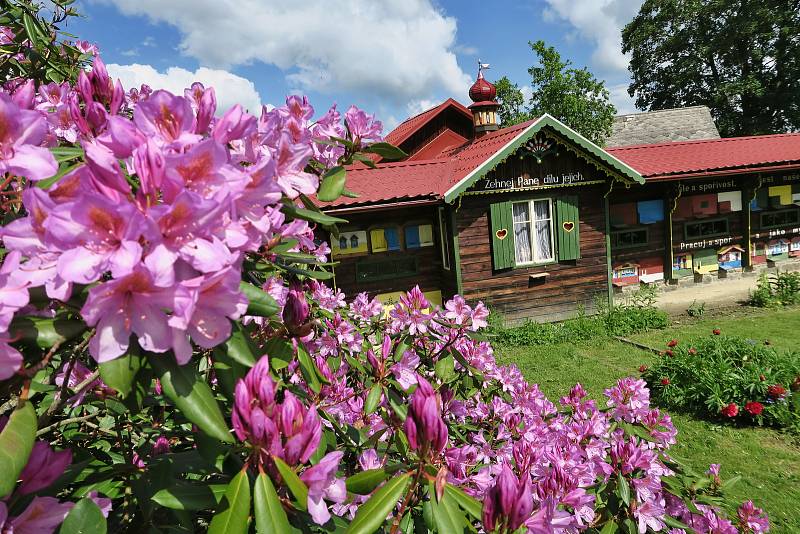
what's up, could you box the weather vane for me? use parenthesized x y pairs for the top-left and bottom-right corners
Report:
(477, 59), (490, 77)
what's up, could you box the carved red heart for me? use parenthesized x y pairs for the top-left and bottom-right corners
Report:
(496, 229), (508, 240)
(562, 221), (575, 232)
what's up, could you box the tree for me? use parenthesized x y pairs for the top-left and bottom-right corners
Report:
(622, 0), (800, 137)
(494, 40), (616, 145)
(495, 76), (528, 127)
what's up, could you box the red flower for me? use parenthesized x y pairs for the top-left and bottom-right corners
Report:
(667, 339), (678, 347)
(638, 365), (648, 373)
(664, 350), (674, 357)
(721, 403), (738, 417)
(660, 378), (670, 386)
(767, 384), (786, 399)
(712, 329), (721, 335)
(745, 401), (764, 416)
(688, 348), (697, 355)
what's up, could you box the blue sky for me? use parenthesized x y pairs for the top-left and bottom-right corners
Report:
(71, 0), (644, 129)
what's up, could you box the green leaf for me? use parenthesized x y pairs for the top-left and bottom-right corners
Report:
(720, 474), (741, 491)
(316, 166), (347, 202)
(346, 468), (390, 495)
(296, 343), (322, 394)
(152, 482), (227, 511)
(99, 349), (143, 398)
(50, 146), (84, 162)
(222, 323), (257, 367)
(600, 520), (619, 534)
(443, 484), (482, 521)
(240, 282), (280, 317)
(262, 338), (294, 370)
(60, 498), (107, 534)
(281, 203), (348, 227)
(616, 474), (631, 507)
(428, 482), (467, 533)
(149, 355), (234, 443)
(363, 142), (408, 161)
(272, 455), (309, 510)
(364, 384), (382, 415)
(346, 472), (410, 534)
(254, 472), (291, 534)
(662, 514), (692, 530)
(434, 354), (455, 382)
(208, 470), (251, 534)
(0, 401), (36, 498)
(9, 317), (86, 349)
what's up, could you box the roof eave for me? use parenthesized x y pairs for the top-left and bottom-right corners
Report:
(443, 114), (644, 203)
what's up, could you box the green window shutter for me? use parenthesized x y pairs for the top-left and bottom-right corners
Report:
(556, 195), (581, 261)
(489, 201), (515, 270)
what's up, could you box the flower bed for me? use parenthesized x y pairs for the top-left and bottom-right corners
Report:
(642, 331), (800, 434)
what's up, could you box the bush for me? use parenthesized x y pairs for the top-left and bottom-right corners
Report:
(643, 331), (800, 433)
(750, 271), (800, 307)
(492, 287), (668, 346)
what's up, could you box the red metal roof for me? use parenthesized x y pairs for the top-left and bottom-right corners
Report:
(384, 98), (472, 147)
(608, 133), (800, 179)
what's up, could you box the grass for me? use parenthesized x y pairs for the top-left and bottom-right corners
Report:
(494, 306), (800, 533)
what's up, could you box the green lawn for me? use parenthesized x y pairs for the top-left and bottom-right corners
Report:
(494, 307), (800, 532)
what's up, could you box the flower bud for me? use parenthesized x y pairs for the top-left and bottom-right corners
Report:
(283, 286), (311, 336)
(482, 464), (532, 533)
(404, 377), (448, 456)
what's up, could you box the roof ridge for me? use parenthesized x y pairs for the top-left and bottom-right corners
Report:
(608, 132), (800, 152)
(614, 105), (711, 118)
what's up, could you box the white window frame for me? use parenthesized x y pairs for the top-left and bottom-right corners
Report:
(438, 207), (451, 270)
(511, 198), (555, 266)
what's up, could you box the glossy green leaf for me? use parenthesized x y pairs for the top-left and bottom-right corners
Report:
(617, 474), (631, 506)
(600, 520), (619, 534)
(281, 203), (347, 227)
(443, 484), (481, 521)
(663, 514), (692, 530)
(346, 468), (389, 495)
(429, 484), (467, 534)
(434, 354), (455, 382)
(9, 317), (86, 349)
(149, 355), (234, 443)
(316, 166), (347, 202)
(0, 401), (36, 498)
(254, 472), (290, 534)
(363, 142), (408, 161)
(240, 282), (280, 317)
(208, 470), (251, 534)
(99, 349), (143, 398)
(262, 338), (294, 370)
(60, 498), (107, 534)
(364, 384), (382, 415)
(152, 482), (227, 511)
(346, 472), (410, 534)
(296, 343), (321, 394)
(222, 323), (257, 367)
(272, 455), (308, 510)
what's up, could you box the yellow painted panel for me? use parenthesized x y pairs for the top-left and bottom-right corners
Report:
(418, 224), (434, 246)
(768, 185), (792, 205)
(370, 229), (388, 252)
(331, 231), (368, 258)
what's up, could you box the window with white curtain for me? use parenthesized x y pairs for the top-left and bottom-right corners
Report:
(512, 199), (554, 265)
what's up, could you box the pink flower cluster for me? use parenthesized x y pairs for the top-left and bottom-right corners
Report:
(0, 56), (378, 378)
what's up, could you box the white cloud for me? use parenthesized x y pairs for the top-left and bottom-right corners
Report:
(543, 0), (643, 73)
(406, 99), (439, 117)
(608, 82), (637, 114)
(94, 0), (472, 105)
(106, 64), (263, 113)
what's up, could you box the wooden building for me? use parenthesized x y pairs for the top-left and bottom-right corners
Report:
(321, 69), (800, 322)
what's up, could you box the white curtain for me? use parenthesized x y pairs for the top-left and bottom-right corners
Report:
(533, 200), (552, 261)
(512, 203), (532, 264)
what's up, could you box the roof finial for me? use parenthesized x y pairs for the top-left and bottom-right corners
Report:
(477, 59), (490, 79)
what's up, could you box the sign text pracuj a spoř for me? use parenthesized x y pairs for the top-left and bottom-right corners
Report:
(481, 171), (585, 192)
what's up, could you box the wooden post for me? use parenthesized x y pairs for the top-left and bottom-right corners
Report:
(449, 206), (463, 295)
(663, 186), (675, 282)
(742, 185), (753, 270)
(603, 195), (614, 307)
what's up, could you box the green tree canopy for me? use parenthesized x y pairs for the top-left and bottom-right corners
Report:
(494, 40), (616, 145)
(622, 0), (800, 137)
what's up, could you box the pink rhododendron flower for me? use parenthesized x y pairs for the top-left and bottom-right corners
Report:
(737, 500), (769, 532)
(404, 376), (448, 455)
(0, 340), (23, 380)
(0, 93), (57, 181)
(482, 464), (533, 533)
(300, 451), (346, 525)
(4, 496), (73, 533)
(18, 441), (73, 495)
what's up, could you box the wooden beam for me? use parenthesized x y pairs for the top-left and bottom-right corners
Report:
(449, 206), (463, 295)
(743, 185), (753, 270)
(603, 195), (614, 307)
(663, 186), (675, 282)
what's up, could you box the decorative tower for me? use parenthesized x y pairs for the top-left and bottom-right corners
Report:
(468, 60), (499, 137)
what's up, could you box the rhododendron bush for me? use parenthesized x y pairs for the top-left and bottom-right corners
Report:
(0, 10), (771, 534)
